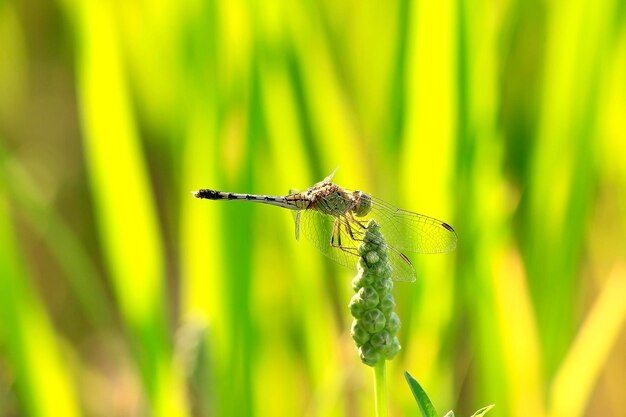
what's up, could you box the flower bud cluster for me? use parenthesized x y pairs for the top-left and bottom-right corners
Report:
(349, 219), (401, 366)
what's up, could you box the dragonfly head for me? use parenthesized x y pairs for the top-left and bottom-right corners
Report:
(352, 191), (372, 217)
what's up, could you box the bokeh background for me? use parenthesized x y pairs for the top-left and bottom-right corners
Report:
(1, 1), (625, 416)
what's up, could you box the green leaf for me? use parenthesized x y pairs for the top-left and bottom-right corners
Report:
(404, 371), (438, 417)
(443, 411), (455, 417)
(470, 405), (495, 417)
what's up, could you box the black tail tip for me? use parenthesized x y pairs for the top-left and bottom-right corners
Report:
(192, 189), (217, 199)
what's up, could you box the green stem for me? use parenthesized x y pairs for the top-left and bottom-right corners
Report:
(373, 360), (387, 417)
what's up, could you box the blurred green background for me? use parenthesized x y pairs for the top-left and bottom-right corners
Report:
(1, 0), (625, 416)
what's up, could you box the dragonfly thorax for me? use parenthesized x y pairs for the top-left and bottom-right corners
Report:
(352, 190), (372, 217)
(308, 184), (352, 217)
(308, 184), (373, 218)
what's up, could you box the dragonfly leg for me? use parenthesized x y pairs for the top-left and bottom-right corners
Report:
(346, 212), (366, 230)
(338, 245), (360, 257)
(330, 218), (340, 247)
(354, 219), (366, 229)
(328, 217), (361, 257)
(343, 216), (357, 240)
(344, 213), (367, 243)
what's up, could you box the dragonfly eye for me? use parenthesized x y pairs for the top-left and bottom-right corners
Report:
(353, 191), (372, 217)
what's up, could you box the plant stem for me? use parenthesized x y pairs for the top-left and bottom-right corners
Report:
(373, 360), (387, 417)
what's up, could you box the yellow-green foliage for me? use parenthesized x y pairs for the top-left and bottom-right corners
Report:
(0, 1), (625, 416)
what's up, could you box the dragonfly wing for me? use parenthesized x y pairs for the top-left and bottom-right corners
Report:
(385, 247), (417, 282)
(294, 210), (301, 240)
(360, 196), (458, 254)
(287, 189), (305, 240)
(322, 167), (339, 183)
(297, 208), (360, 271)
(297, 208), (417, 282)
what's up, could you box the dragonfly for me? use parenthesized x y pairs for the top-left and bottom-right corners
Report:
(193, 168), (457, 282)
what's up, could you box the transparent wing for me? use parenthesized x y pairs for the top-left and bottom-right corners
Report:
(296, 208), (358, 270)
(296, 207), (418, 282)
(346, 190), (458, 254)
(288, 189), (301, 240)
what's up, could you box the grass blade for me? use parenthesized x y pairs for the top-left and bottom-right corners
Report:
(405, 371), (439, 417)
(470, 405), (495, 417)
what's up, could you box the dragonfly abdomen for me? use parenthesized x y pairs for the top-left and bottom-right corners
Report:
(193, 189), (299, 209)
